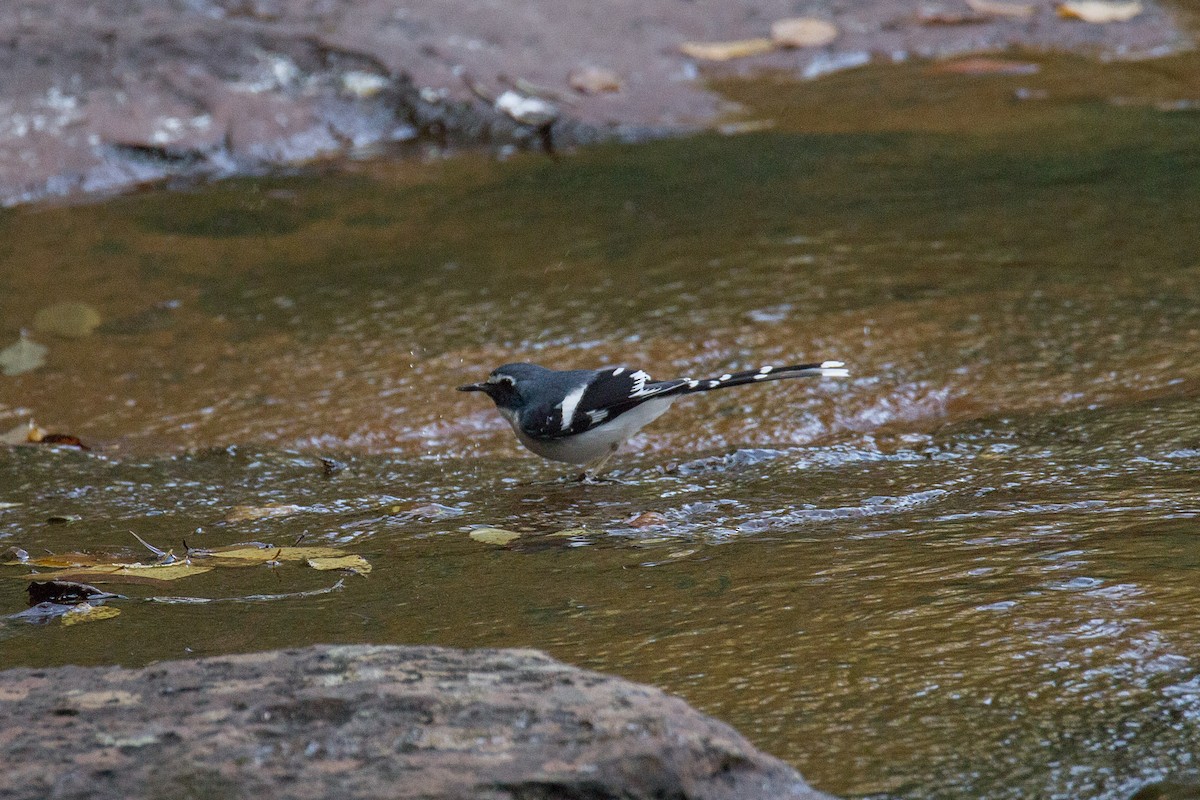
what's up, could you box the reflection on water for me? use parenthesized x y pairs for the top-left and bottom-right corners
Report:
(2, 55), (1200, 799)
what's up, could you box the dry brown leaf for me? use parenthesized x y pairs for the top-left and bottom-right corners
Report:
(1057, 0), (1142, 21)
(679, 39), (775, 61)
(627, 511), (669, 528)
(307, 555), (372, 575)
(965, 0), (1036, 16)
(770, 18), (839, 48)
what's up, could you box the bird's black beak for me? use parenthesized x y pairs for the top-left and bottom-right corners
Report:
(458, 382), (489, 393)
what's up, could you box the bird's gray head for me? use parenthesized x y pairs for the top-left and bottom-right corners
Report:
(457, 363), (551, 411)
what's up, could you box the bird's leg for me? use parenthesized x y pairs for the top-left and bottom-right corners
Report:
(576, 445), (619, 482)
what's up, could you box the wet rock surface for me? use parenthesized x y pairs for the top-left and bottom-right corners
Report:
(0, 0), (1189, 205)
(0, 644), (833, 800)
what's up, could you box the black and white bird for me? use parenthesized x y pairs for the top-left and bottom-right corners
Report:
(459, 359), (849, 475)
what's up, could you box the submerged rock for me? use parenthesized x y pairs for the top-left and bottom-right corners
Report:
(32, 302), (102, 339)
(0, 644), (834, 800)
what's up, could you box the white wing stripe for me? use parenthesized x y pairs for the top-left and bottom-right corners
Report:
(557, 382), (588, 432)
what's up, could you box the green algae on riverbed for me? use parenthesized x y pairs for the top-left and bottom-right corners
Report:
(2, 55), (1200, 800)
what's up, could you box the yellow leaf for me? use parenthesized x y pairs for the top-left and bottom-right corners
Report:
(224, 504), (305, 523)
(20, 563), (214, 583)
(306, 555), (372, 575)
(679, 39), (774, 61)
(1057, 0), (1142, 21)
(770, 18), (839, 48)
(61, 604), (122, 626)
(966, 0), (1036, 17)
(200, 545), (353, 564)
(469, 528), (522, 546)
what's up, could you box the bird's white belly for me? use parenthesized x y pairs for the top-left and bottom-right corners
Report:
(510, 397), (676, 464)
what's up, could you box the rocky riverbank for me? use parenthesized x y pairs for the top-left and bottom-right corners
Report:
(0, 0), (1189, 206)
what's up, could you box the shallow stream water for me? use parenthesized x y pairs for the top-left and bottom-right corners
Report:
(2, 54), (1200, 799)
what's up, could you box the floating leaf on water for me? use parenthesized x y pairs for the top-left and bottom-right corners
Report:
(770, 18), (839, 48)
(199, 544), (348, 563)
(928, 58), (1041, 75)
(32, 302), (102, 339)
(307, 555), (371, 575)
(627, 511), (669, 528)
(36, 433), (90, 450)
(965, 0), (1036, 16)
(568, 66), (623, 94)
(1057, 0), (1142, 21)
(61, 603), (121, 626)
(679, 39), (775, 61)
(18, 563), (215, 584)
(545, 528), (592, 539)
(224, 503), (305, 523)
(469, 528), (522, 546)
(28, 580), (117, 606)
(0, 335), (48, 377)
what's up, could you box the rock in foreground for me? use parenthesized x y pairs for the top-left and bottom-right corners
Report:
(0, 644), (834, 800)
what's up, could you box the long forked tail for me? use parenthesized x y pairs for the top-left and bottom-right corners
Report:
(676, 360), (849, 395)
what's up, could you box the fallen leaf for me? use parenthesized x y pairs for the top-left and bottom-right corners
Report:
(198, 544), (355, 564)
(627, 511), (669, 528)
(28, 580), (117, 606)
(224, 503), (305, 523)
(966, 0), (1036, 16)
(37, 433), (90, 450)
(679, 39), (775, 61)
(20, 563), (215, 583)
(1057, 0), (1142, 21)
(469, 528), (522, 545)
(307, 555), (372, 575)
(33, 302), (102, 339)
(770, 18), (839, 48)
(0, 335), (48, 376)
(6, 551), (121, 568)
(568, 66), (623, 94)
(61, 604), (121, 626)
(928, 57), (1041, 75)
(545, 528), (592, 538)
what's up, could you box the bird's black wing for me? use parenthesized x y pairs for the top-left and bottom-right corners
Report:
(520, 368), (688, 440)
